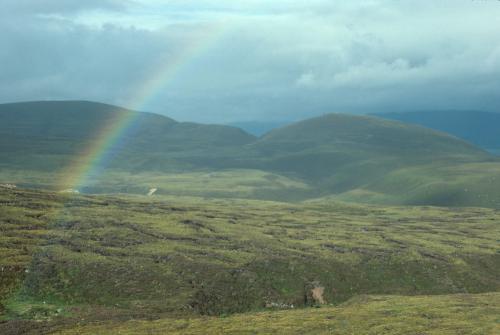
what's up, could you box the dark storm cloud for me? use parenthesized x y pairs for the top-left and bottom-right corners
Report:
(1, 1), (500, 123)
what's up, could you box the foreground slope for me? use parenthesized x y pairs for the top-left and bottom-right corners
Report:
(1, 187), (499, 332)
(53, 293), (500, 335)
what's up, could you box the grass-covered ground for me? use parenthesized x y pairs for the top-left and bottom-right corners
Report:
(55, 293), (500, 334)
(1, 187), (499, 333)
(0, 168), (312, 201)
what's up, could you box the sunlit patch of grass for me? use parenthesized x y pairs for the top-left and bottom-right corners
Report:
(3, 294), (68, 321)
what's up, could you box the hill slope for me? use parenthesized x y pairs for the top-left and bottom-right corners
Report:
(244, 114), (500, 207)
(251, 113), (489, 180)
(0, 101), (256, 173)
(374, 110), (500, 154)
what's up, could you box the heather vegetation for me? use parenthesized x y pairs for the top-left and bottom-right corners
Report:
(1, 187), (499, 333)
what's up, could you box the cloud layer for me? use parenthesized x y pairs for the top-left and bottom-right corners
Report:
(1, 0), (500, 122)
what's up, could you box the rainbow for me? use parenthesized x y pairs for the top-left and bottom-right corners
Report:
(58, 22), (226, 191)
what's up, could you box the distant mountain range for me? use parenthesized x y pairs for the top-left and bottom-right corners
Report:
(374, 110), (500, 154)
(1, 101), (500, 208)
(226, 121), (290, 137)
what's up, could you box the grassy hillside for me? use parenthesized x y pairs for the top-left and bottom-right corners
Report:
(3, 101), (500, 208)
(0, 101), (256, 173)
(330, 161), (500, 208)
(374, 110), (500, 154)
(1, 187), (499, 333)
(248, 113), (490, 182)
(244, 114), (500, 207)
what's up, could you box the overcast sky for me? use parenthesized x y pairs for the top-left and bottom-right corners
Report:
(2, 0), (500, 123)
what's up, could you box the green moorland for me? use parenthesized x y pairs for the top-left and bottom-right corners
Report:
(3, 101), (500, 208)
(0, 187), (499, 333)
(0, 169), (313, 202)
